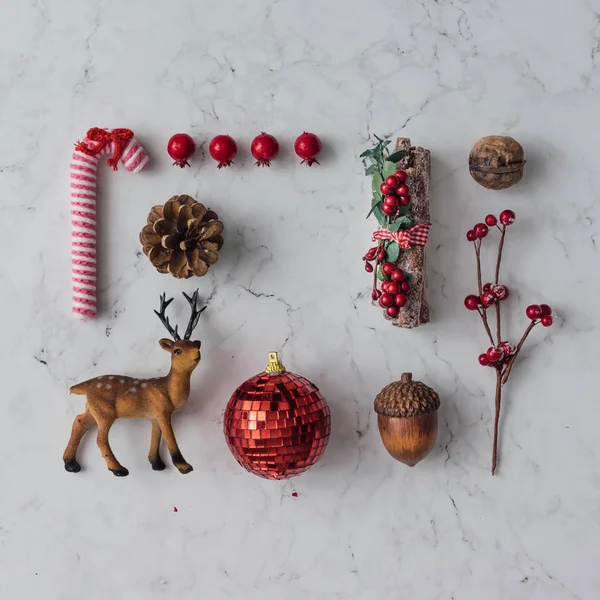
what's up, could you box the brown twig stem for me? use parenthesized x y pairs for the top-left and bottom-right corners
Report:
(501, 321), (537, 384)
(474, 241), (483, 296)
(478, 308), (496, 346)
(491, 367), (502, 475)
(495, 225), (506, 284)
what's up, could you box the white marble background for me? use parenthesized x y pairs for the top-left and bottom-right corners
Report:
(0, 0), (598, 598)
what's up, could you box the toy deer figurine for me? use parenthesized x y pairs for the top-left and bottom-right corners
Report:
(63, 290), (206, 477)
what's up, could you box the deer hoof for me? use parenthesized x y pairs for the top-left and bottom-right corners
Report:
(149, 456), (166, 471)
(110, 467), (129, 477)
(64, 460), (81, 473)
(177, 463), (193, 475)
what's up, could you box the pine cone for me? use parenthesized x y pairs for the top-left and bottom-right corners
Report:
(140, 195), (224, 278)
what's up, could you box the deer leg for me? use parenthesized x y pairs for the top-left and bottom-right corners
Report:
(96, 415), (128, 477)
(156, 412), (193, 474)
(148, 420), (166, 471)
(63, 410), (96, 473)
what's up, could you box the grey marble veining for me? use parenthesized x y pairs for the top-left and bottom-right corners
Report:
(0, 0), (599, 598)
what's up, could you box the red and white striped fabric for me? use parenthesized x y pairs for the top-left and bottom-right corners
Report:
(71, 128), (149, 320)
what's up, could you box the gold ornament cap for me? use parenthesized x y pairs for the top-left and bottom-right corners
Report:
(265, 352), (286, 373)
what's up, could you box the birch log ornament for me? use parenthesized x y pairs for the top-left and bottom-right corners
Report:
(63, 291), (205, 477)
(361, 137), (431, 327)
(70, 127), (149, 320)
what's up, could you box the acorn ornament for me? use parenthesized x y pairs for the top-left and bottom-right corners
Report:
(374, 373), (440, 466)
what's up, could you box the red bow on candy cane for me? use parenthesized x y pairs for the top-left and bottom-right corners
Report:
(75, 127), (134, 170)
(372, 223), (432, 249)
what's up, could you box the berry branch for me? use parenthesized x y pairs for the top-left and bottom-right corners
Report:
(463, 210), (554, 475)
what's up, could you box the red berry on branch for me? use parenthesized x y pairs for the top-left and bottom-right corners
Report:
(381, 281), (391, 293)
(386, 281), (400, 295)
(294, 132), (322, 166)
(541, 315), (553, 327)
(167, 133), (196, 168)
(394, 170), (408, 183)
(485, 214), (498, 227)
(385, 175), (400, 189)
(209, 135), (237, 168)
(382, 262), (396, 276)
(380, 183), (393, 195)
(491, 284), (509, 301)
(481, 292), (495, 307)
(474, 223), (489, 238)
(540, 304), (552, 316)
(372, 289), (382, 301)
(386, 305), (399, 318)
(395, 294), (407, 307)
(391, 269), (405, 282)
(399, 195), (411, 206)
(486, 347), (504, 363)
(400, 281), (411, 293)
(383, 195), (398, 207)
(365, 247), (377, 260)
(499, 341), (515, 356)
(382, 204), (395, 215)
(499, 209), (516, 226)
(396, 184), (410, 196)
(482, 283), (492, 293)
(464, 295), (480, 310)
(251, 132), (279, 167)
(526, 304), (542, 320)
(466, 230), (477, 242)
(379, 293), (394, 308)
(377, 249), (386, 261)
(478, 354), (490, 366)
(365, 262), (373, 273)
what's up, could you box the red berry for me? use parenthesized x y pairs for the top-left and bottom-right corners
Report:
(541, 315), (553, 327)
(372, 289), (382, 301)
(394, 170), (408, 183)
(251, 132), (279, 167)
(386, 281), (400, 295)
(386, 305), (399, 318)
(485, 214), (498, 227)
(391, 269), (405, 282)
(383, 195), (398, 207)
(209, 135), (237, 168)
(396, 184), (410, 196)
(294, 132), (322, 166)
(482, 283), (492, 293)
(491, 285), (509, 301)
(486, 347), (504, 363)
(400, 281), (410, 293)
(365, 262), (373, 273)
(365, 247), (377, 260)
(382, 204), (395, 215)
(526, 304), (542, 320)
(474, 223), (489, 238)
(481, 292), (495, 307)
(398, 195), (411, 206)
(377, 249), (386, 261)
(478, 354), (490, 366)
(466, 230), (477, 242)
(499, 209), (516, 226)
(167, 133), (196, 168)
(464, 295), (480, 310)
(381, 281), (391, 293)
(499, 341), (515, 356)
(382, 262), (396, 276)
(395, 294), (407, 307)
(379, 183), (393, 195)
(379, 293), (394, 308)
(540, 304), (552, 316)
(385, 175), (400, 189)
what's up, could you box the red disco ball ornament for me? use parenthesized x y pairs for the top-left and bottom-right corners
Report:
(224, 352), (331, 480)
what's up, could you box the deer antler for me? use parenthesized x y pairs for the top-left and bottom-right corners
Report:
(182, 289), (207, 340)
(154, 293), (181, 341)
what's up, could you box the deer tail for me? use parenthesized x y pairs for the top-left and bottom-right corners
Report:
(69, 381), (90, 395)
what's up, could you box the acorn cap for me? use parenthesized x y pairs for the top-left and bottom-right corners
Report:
(374, 373), (440, 418)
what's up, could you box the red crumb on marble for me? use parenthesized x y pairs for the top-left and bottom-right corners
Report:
(173, 506), (178, 512)
(291, 492), (298, 497)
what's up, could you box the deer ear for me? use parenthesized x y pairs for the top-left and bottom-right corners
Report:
(159, 338), (174, 352)
(193, 340), (201, 349)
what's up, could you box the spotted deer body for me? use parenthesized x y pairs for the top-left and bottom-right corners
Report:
(63, 291), (206, 477)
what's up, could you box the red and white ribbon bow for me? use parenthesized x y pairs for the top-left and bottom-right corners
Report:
(372, 223), (432, 249)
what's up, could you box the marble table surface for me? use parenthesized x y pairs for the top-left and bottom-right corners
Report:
(1, 0), (598, 598)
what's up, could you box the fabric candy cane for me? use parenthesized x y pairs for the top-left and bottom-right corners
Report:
(71, 127), (149, 320)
